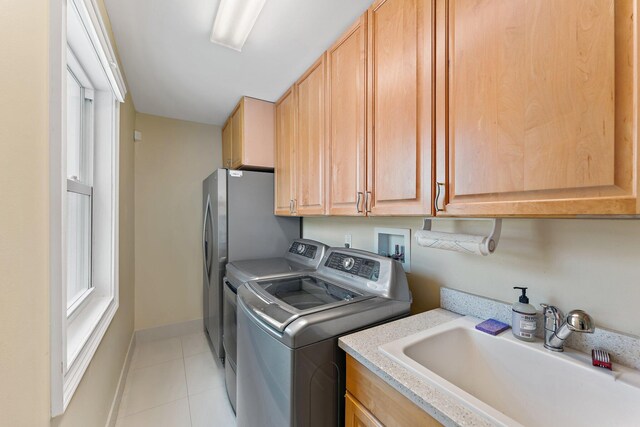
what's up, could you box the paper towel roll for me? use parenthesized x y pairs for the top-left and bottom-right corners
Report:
(415, 230), (493, 256)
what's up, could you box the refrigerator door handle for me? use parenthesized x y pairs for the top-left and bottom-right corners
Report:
(202, 195), (213, 283)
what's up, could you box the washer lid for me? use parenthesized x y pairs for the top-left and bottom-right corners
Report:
(243, 274), (373, 332)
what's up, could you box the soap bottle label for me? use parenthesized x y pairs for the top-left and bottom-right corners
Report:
(520, 316), (537, 331)
(513, 311), (537, 341)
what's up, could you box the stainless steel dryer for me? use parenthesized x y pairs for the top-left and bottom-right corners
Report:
(236, 248), (412, 427)
(223, 239), (328, 413)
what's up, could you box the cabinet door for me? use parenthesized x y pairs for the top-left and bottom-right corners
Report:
(231, 101), (244, 169)
(242, 97), (275, 169)
(436, 0), (638, 216)
(274, 88), (296, 216)
(327, 16), (367, 216)
(296, 55), (327, 215)
(367, 0), (434, 216)
(222, 118), (232, 169)
(345, 393), (383, 427)
(346, 355), (442, 426)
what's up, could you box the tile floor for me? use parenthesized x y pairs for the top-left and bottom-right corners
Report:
(116, 331), (236, 427)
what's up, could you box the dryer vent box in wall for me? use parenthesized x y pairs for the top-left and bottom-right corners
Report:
(374, 227), (410, 273)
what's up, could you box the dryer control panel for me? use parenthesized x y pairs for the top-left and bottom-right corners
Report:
(284, 239), (328, 269)
(288, 241), (318, 259)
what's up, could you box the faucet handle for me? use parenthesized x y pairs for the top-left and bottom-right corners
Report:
(540, 304), (562, 331)
(565, 310), (595, 333)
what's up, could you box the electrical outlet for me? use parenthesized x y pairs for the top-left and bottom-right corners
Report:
(344, 234), (352, 248)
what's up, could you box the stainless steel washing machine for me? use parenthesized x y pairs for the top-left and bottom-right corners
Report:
(223, 239), (328, 413)
(236, 248), (412, 427)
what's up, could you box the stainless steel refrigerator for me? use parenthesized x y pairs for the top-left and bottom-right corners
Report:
(202, 169), (300, 361)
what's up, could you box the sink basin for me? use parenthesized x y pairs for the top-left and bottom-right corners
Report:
(379, 316), (640, 427)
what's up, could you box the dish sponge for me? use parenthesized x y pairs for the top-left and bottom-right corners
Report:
(475, 319), (510, 336)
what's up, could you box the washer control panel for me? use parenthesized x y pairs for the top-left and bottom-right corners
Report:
(325, 252), (380, 281)
(288, 241), (317, 259)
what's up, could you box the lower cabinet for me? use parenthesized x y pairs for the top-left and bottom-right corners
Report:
(345, 392), (383, 427)
(345, 355), (442, 427)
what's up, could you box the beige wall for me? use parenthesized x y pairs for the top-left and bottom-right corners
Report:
(51, 0), (138, 424)
(303, 217), (640, 337)
(0, 0), (137, 424)
(134, 114), (221, 330)
(0, 0), (51, 425)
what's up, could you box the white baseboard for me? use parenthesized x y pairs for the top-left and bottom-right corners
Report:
(105, 333), (136, 427)
(135, 318), (204, 344)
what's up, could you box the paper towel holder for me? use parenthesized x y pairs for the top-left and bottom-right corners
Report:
(421, 218), (503, 255)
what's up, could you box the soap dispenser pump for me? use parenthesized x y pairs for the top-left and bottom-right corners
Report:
(512, 287), (537, 342)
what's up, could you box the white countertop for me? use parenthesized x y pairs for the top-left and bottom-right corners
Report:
(338, 309), (495, 427)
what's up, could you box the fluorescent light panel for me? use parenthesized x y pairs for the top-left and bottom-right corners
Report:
(210, 0), (267, 51)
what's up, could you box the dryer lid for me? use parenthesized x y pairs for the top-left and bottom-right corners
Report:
(226, 258), (303, 288)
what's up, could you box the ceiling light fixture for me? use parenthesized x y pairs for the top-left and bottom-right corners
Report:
(210, 0), (267, 51)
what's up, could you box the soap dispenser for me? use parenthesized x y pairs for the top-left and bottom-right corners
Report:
(512, 287), (537, 342)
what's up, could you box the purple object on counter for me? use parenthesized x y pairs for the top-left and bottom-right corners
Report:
(475, 319), (510, 336)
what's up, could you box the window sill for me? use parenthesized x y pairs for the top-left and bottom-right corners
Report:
(62, 294), (118, 411)
(67, 286), (95, 322)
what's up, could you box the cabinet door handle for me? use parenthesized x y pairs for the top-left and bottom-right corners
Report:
(365, 191), (372, 213)
(293, 199), (297, 214)
(435, 182), (445, 213)
(289, 199), (294, 214)
(356, 192), (364, 213)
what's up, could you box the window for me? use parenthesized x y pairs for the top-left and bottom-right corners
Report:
(66, 55), (95, 315)
(50, 0), (127, 416)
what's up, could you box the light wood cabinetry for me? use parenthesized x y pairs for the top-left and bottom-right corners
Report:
(346, 355), (441, 426)
(274, 88), (297, 215)
(224, 96), (275, 170)
(326, 17), (368, 216)
(325, 0), (434, 217)
(221, 118), (232, 168)
(276, 0), (639, 217)
(230, 103), (243, 168)
(295, 55), (327, 215)
(345, 393), (383, 427)
(435, 0), (640, 216)
(366, 0), (434, 216)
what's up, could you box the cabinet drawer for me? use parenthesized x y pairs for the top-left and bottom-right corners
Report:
(345, 392), (383, 427)
(346, 355), (441, 427)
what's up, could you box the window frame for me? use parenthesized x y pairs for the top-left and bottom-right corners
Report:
(50, 0), (127, 417)
(65, 52), (96, 317)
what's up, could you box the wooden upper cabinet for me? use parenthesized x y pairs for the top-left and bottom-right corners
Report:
(295, 55), (327, 215)
(222, 118), (232, 168)
(227, 96), (275, 170)
(436, 0), (639, 216)
(367, 0), (434, 216)
(231, 103), (243, 168)
(274, 88), (297, 216)
(327, 16), (368, 216)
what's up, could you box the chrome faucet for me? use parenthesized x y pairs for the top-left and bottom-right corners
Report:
(540, 304), (594, 352)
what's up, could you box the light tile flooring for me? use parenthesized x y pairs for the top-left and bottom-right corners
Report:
(116, 331), (236, 427)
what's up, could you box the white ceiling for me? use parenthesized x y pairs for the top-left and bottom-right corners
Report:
(105, 0), (374, 126)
